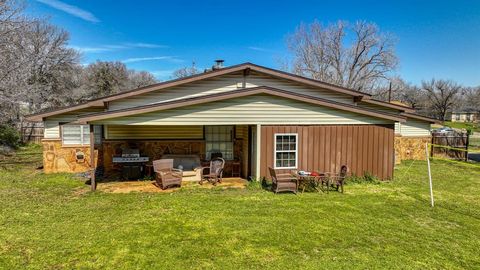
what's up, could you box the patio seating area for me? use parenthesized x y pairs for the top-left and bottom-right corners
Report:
(269, 165), (348, 194)
(97, 178), (248, 193)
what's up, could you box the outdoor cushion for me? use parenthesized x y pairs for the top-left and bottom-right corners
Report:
(162, 154), (201, 171)
(161, 154), (202, 181)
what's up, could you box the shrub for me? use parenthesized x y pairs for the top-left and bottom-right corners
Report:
(465, 126), (473, 136)
(346, 171), (380, 184)
(0, 124), (21, 149)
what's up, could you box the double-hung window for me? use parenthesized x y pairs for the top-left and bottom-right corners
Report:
(274, 133), (297, 169)
(62, 125), (102, 146)
(205, 126), (234, 160)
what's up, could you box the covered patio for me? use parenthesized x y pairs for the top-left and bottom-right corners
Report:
(87, 124), (260, 190)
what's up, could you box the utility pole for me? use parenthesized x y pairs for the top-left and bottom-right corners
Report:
(388, 81), (392, 102)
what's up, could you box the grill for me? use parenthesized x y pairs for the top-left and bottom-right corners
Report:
(112, 149), (149, 163)
(112, 149), (149, 180)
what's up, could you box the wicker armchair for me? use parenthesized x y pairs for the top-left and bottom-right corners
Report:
(269, 167), (298, 194)
(325, 165), (347, 193)
(200, 157), (225, 185)
(153, 159), (182, 190)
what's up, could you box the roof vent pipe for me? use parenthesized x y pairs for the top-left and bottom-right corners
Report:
(213, 59), (224, 70)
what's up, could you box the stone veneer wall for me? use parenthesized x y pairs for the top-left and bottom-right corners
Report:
(394, 136), (431, 164)
(41, 139), (98, 173)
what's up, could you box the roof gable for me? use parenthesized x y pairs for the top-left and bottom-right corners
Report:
(78, 86), (406, 124)
(27, 62), (413, 121)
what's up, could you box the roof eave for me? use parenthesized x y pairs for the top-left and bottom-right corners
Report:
(402, 113), (441, 124)
(25, 101), (105, 121)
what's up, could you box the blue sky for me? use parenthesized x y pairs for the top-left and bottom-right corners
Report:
(28, 0), (480, 86)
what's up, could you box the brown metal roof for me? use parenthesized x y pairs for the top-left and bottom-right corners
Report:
(401, 112), (441, 124)
(26, 62), (415, 121)
(362, 99), (415, 113)
(77, 86), (406, 124)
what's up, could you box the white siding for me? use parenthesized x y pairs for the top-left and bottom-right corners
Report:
(44, 121), (61, 138)
(107, 71), (356, 110)
(396, 119), (431, 137)
(246, 71), (354, 104)
(108, 73), (244, 110)
(394, 122), (401, 135)
(43, 108), (104, 138)
(94, 94), (393, 126)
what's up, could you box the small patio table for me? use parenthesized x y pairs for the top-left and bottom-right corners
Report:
(292, 171), (325, 193)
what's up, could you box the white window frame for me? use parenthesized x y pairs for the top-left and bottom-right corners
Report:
(274, 133), (298, 169)
(61, 125), (91, 146)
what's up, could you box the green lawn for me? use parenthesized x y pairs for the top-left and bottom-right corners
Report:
(470, 137), (480, 150)
(443, 121), (480, 133)
(1, 145), (480, 269)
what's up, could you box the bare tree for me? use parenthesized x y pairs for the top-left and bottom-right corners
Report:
(82, 61), (129, 99)
(0, 1), (159, 124)
(0, 0), (29, 124)
(374, 77), (426, 109)
(172, 62), (199, 78)
(1, 1), (79, 124)
(126, 70), (157, 89)
(23, 21), (80, 111)
(461, 87), (480, 112)
(422, 79), (462, 120)
(287, 20), (398, 91)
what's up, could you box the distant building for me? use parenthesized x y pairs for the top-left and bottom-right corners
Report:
(447, 109), (479, 123)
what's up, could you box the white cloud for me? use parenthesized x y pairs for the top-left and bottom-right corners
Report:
(103, 44), (129, 50)
(70, 46), (112, 53)
(122, 56), (182, 64)
(36, 0), (100, 23)
(125, 43), (168, 49)
(70, 42), (169, 54)
(248, 46), (274, 53)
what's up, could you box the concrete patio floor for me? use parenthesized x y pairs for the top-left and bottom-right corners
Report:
(97, 178), (248, 193)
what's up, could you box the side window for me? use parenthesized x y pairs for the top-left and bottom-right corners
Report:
(274, 133), (298, 169)
(62, 125), (102, 146)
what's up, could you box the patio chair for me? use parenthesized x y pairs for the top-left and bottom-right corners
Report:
(199, 157), (225, 185)
(269, 167), (298, 194)
(325, 165), (347, 193)
(153, 159), (182, 190)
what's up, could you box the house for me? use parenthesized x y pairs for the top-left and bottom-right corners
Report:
(26, 62), (438, 188)
(447, 109), (478, 123)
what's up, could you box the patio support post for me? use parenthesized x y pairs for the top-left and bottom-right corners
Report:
(89, 124), (96, 191)
(256, 124), (261, 181)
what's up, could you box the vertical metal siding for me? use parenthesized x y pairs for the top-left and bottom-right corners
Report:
(260, 125), (395, 180)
